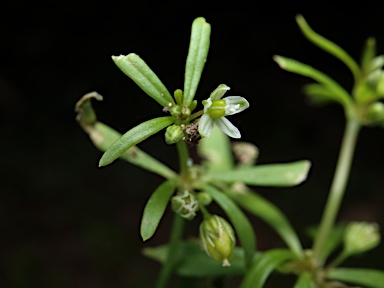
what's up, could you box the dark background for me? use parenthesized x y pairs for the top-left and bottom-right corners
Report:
(1, 1), (384, 287)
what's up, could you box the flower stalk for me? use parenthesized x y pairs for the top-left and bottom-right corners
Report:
(313, 118), (361, 265)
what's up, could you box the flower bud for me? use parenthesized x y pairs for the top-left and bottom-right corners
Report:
(174, 89), (183, 105)
(344, 221), (380, 256)
(376, 73), (384, 96)
(181, 106), (191, 119)
(197, 192), (212, 206)
(169, 104), (182, 117)
(199, 215), (236, 266)
(171, 190), (199, 220)
(188, 100), (197, 112)
(165, 124), (185, 144)
(366, 102), (384, 124)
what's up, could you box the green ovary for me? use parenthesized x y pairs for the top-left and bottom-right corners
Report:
(208, 100), (226, 118)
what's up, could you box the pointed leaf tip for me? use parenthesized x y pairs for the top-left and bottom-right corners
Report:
(273, 55), (285, 68)
(112, 53), (174, 107)
(183, 17), (211, 107)
(140, 180), (176, 241)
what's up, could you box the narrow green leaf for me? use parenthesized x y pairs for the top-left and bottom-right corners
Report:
(227, 188), (303, 257)
(141, 180), (176, 241)
(241, 249), (296, 288)
(143, 240), (260, 277)
(327, 268), (384, 288)
(112, 53), (174, 107)
(202, 184), (256, 268)
(183, 17), (211, 107)
(296, 15), (361, 82)
(207, 160), (311, 187)
(293, 272), (315, 288)
(198, 125), (234, 172)
(75, 93), (176, 179)
(274, 56), (352, 109)
(303, 83), (337, 106)
(361, 37), (377, 75)
(99, 116), (174, 167)
(94, 123), (177, 178)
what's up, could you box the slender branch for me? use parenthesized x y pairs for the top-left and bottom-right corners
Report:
(312, 118), (361, 265)
(326, 250), (348, 269)
(155, 215), (185, 288)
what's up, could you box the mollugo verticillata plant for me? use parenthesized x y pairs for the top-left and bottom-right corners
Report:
(76, 16), (383, 288)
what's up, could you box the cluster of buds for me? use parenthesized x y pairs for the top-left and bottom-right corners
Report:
(164, 85), (250, 145)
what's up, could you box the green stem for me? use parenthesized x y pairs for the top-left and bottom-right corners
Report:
(155, 140), (189, 287)
(156, 214), (185, 288)
(189, 110), (204, 121)
(326, 250), (348, 270)
(176, 141), (189, 174)
(199, 205), (211, 220)
(312, 118), (360, 265)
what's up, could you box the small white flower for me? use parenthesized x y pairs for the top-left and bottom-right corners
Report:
(198, 84), (249, 138)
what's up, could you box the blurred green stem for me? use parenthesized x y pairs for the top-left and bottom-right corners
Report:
(156, 141), (189, 287)
(177, 141), (189, 174)
(156, 214), (185, 288)
(313, 118), (360, 265)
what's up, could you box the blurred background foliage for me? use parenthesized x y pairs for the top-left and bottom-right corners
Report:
(1, 1), (383, 287)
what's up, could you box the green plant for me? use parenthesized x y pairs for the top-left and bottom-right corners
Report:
(76, 16), (383, 287)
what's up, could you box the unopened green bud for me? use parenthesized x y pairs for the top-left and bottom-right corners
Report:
(169, 104), (182, 117)
(199, 215), (235, 266)
(344, 221), (380, 256)
(171, 190), (199, 220)
(197, 192), (212, 206)
(376, 73), (384, 96)
(174, 89), (183, 105)
(165, 124), (185, 144)
(366, 102), (384, 123)
(188, 100), (197, 112)
(181, 107), (191, 119)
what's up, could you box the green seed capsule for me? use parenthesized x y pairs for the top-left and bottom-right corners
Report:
(199, 215), (235, 266)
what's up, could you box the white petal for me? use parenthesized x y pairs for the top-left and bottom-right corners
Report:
(210, 84), (230, 100)
(198, 114), (214, 138)
(223, 96), (250, 115)
(214, 117), (241, 138)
